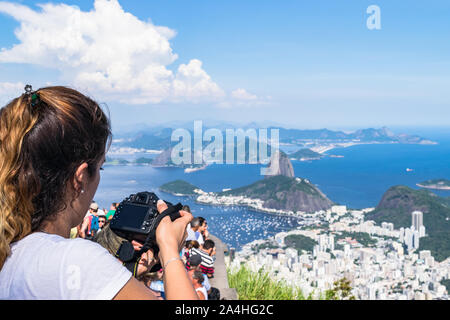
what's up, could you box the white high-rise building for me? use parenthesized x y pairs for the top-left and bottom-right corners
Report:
(412, 211), (423, 233)
(413, 230), (420, 250)
(419, 225), (426, 238)
(404, 228), (413, 250)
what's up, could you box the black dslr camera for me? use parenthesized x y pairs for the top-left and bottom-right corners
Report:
(110, 191), (183, 251)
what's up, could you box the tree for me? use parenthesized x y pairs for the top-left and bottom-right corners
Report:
(325, 278), (356, 300)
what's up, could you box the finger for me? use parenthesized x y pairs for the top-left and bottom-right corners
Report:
(131, 240), (143, 250)
(178, 210), (190, 217)
(156, 199), (168, 214)
(177, 210), (193, 224)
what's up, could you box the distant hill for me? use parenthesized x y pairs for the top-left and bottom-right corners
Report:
(275, 126), (435, 145)
(151, 137), (275, 168)
(289, 148), (324, 161)
(417, 179), (450, 190)
(112, 126), (436, 151)
(366, 186), (450, 261)
(219, 175), (334, 213)
(151, 148), (177, 167)
(159, 180), (200, 196)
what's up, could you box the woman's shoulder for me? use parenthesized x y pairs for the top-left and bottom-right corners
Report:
(12, 232), (108, 261)
(1, 232), (131, 299)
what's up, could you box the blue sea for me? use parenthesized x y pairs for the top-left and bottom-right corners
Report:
(95, 130), (450, 250)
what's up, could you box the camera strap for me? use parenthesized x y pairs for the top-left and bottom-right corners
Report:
(116, 241), (140, 277)
(139, 202), (183, 256)
(117, 202), (183, 276)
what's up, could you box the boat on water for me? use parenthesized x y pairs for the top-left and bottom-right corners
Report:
(406, 168), (414, 172)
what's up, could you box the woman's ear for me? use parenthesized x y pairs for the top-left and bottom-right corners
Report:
(72, 162), (89, 195)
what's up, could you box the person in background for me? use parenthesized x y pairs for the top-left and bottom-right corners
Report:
(79, 202), (101, 240)
(186, 217), (204, 245)
(94, 223), (158, 278)
(181, 240), (200, 264)
(137, 272), (163, 300)
(189, 270), (208, 300)
(97, 215), (107, 233)
(187, 255), (221, 300)
(197, 217), (209, 240)
(190, 239), (216, 278)
(148, 268), (165, 299)
(106, 202), (118, 221)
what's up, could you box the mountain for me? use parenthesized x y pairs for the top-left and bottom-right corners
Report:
(219, 175), (334, 213)
(151, 147), (176, 167)
(289, 148), (324, 161)
(112, 126), (436, 151)
(265, 150), (295, 178)
(159, 180), (200, 196)
(366, 186), (450, 261)
(275, 126), (435, 145)
(151, 137), (275, 168)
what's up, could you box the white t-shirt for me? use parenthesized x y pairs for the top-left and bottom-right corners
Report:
(195, 286), (208, 300)
(186, 225), (204, 245)
(0, 232), (132, 300)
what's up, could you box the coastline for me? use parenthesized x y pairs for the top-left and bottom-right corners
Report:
(195, 192), (309, 217)
(184, 163), (208, 173)
(310, 140), (437, 155)
(416, 183), (450, 191)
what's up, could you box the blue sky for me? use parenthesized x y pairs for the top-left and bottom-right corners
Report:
(0, 0), (449, 131)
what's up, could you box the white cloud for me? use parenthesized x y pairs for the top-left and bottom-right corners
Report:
(0, 81), (24, 105)
(216, 88), (270, 108)
(0, 0), (225, 104)
(231, 88), (258, 101)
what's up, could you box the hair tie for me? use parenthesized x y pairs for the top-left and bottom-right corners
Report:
(24, 84), (41, 107)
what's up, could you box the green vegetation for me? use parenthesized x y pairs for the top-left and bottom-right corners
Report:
(134, 157), (153, 164)
(217, 175), (333, 212)
(289, 148), (323, 160)
(105, 157), (130, 165)
(159, 180), (200, 196)
(227, 266), (307, 300)
(252, 242), (279, 252)
(335, 231), (377, 247)
(440, 279), (450, 293)
(105, 157), (154, 165)
(366, 185), (450, 261)
(221, 175), (321, 198)
(284, 234), (317, 254)
(324, 278), (356, 300)
(227, 266), (353, 300)
(420, 233), (450, 263)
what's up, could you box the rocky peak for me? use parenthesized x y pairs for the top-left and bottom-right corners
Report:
(265, 150), (295, 178)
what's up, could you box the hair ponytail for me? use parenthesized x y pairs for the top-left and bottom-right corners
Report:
(0, 86), (111, 269)
(0, 95), (40, 269)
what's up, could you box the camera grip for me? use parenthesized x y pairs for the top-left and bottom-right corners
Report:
(169, 207), (182, 221)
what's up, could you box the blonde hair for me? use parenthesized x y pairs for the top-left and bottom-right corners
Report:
(0, 86), (111, 269)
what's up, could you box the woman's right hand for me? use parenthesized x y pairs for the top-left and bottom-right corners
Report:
(155, 200), (192, 262)
(154, 200), (198, 300)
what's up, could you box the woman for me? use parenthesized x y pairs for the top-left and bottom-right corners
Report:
(0, 86), (197, 300)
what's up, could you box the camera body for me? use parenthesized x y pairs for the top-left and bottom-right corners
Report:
(110, 191), (171, 243)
